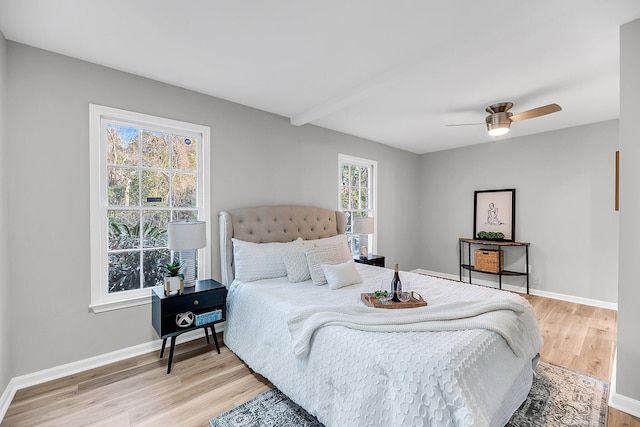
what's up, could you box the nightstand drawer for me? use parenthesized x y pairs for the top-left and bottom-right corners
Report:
(162, 291), (224, 315)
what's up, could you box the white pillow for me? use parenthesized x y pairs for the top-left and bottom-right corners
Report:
(233, 238), (301, 282)
(282, 245), (311, 283)
(304, 244), (346, 285)
(302, 234), (351, 262)
(322, 259), (363, 289)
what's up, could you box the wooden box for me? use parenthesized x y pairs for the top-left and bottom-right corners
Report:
(475, 249), (504, 273)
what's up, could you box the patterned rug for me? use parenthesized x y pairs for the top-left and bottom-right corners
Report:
(210, 362), (609, 427)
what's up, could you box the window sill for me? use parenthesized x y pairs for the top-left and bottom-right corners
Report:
(90, 294), (151, 313)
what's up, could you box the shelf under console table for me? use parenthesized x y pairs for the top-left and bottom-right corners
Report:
(458, 238), (530, 294)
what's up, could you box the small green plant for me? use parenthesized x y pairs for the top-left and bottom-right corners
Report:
(161, 261), (184, 278)
(374, 290), (388, 299)
(477, 231), (505, 240)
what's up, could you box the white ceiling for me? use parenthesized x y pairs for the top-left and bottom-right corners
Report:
(1, 1), (640, 154)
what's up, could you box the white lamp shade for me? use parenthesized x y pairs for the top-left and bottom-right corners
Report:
(353, 217), (374, 234)
(168, 221), (207, 250)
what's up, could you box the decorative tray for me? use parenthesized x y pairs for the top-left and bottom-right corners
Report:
(361, 292), (427, 309)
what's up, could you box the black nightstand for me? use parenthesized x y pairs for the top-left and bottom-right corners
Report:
(152, 279), (227, 374)
(354, 254), (385, 268)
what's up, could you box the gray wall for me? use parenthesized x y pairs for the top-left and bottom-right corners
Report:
(617, 17), (640, 403)
(4, 41), (421, 377)
(419, 120), (619, 303)
(0, 30), (9, 394)
(1, 32), (628, 391)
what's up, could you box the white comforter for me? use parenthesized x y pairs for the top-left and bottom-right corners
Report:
(224, 265), (543, 427)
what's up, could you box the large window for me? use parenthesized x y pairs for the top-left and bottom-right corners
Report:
(90, 105), (210, 312)
(338, 154), (377, 255)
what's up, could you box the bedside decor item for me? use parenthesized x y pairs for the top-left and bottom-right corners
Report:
(474, 189), (516, 241)
(168, 220), (207, 287)
(352, 216), (374, 258)
(162, 260), (184, 296)
(175, 311), (194, 328)
(195, 309), (222, 326)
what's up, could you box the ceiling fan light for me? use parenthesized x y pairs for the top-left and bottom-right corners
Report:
(486, 111), (512, 136)
(488, 125), (510, 136)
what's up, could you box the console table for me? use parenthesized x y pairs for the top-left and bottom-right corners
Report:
(458, 238), (530, 294)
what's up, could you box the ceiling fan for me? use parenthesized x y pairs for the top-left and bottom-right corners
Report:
(447, 102), (562, 136)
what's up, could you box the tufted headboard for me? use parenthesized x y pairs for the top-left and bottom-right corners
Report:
(219, 205), (347, 286)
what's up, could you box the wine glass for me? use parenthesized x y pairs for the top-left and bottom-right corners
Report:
(379, 280), (392, 304)
(398, 282), (411, 302)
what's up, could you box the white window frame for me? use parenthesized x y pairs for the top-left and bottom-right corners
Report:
(89, 104), (211, 313)
(338, 153), (378, 255)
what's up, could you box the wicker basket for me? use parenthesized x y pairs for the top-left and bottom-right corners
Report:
(475, 249), (504, 273)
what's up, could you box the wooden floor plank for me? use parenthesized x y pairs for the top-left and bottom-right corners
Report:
(1, 295), (639, 427)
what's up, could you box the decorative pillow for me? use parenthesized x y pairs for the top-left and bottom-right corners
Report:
(322, 259), (363, 290)
(304, 244), (346, 285)
(302, 234), (351, 263)
(282, 245), (311, 283)
(233, 238), (301, 282)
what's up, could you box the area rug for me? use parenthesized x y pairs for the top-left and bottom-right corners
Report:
(210, 362), (609, 427)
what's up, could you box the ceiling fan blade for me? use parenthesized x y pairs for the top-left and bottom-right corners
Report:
(445, 123), (484, 127)
(510, 103), (562, 122)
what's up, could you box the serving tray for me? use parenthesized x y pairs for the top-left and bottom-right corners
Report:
(361, 292), (427, 309)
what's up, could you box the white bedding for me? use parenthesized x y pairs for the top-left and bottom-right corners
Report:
(224, 264), (543, 427)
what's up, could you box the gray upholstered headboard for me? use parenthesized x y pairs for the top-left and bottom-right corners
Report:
(219, 205), (347, 286)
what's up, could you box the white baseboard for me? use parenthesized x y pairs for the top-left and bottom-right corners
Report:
(609, 351), (640, 419)
(0, 324), (223, 423)
(410, 269), (618, 310)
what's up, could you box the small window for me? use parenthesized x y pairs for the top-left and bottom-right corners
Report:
(338, 154), (377, 256)
(90, 105), (211, 312)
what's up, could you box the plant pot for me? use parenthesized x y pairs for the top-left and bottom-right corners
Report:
(164, 276), (184, 296)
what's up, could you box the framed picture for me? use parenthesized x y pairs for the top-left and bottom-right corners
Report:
(473, 189), (516, 241)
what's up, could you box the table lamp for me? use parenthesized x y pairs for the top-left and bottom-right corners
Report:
(353, 216), (374, 258)
(168, 220), (206, 287)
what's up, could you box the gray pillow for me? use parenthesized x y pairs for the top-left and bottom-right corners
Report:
(304, 244), (346, 285)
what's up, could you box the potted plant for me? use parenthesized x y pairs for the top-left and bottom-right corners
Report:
(162, 260), (184, 295)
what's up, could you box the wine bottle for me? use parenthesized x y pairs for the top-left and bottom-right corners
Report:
(391, 263), (402, 302)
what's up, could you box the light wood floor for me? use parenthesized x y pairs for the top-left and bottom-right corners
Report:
(2, 293), (639, 426)
(520, 294), (639, 427)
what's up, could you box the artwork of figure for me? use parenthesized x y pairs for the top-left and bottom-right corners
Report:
(486, 202), (504, 225)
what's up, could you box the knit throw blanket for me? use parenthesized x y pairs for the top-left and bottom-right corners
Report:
(288, 299), (542, 359)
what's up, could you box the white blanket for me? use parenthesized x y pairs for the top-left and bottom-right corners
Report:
(288, 300), (536, 358)
(225, 265), (543, 426)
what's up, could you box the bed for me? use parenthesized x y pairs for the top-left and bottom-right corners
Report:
(219, 205), (543, 427)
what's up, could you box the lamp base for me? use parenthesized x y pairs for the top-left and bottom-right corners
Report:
(177, 249), (198, 287)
